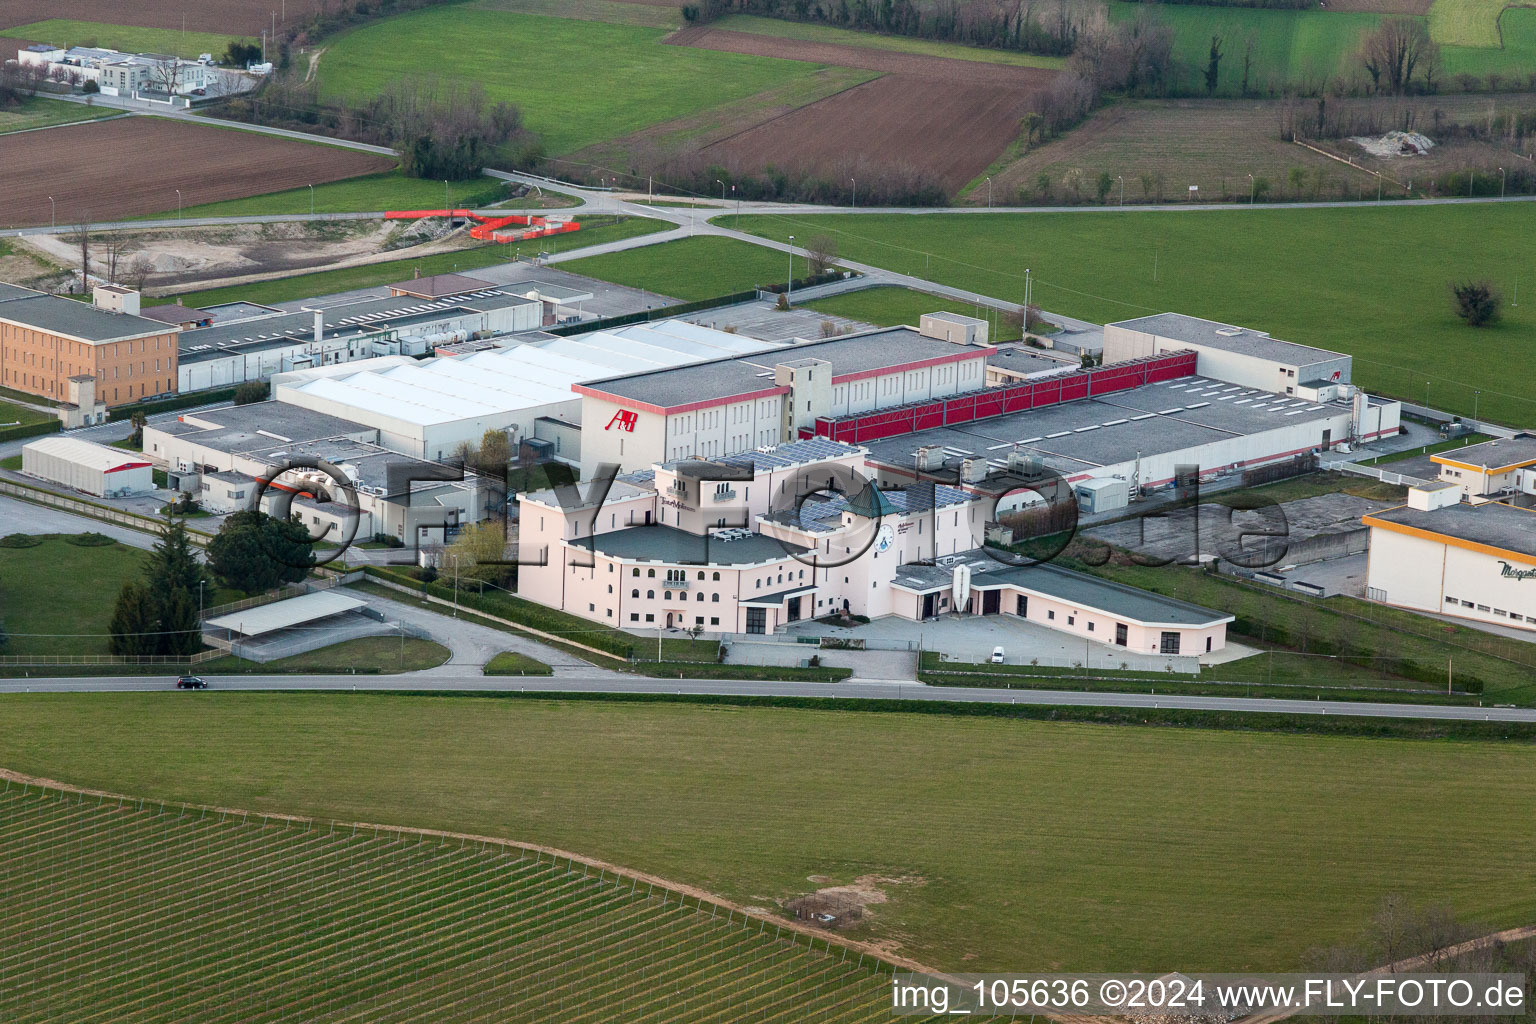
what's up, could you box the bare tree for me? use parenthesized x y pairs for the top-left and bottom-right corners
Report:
(1360, 18), (1438, 95)
(805, 233), (839, 276)
(74, 220), (92, 291)
(123, 256), (154, 294)
(101, 232), (133, 285)
(147, 55), (184, 97)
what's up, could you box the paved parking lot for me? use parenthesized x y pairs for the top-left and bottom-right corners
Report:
(680, 299), (872, 343)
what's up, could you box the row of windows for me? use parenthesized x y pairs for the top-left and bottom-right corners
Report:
(630, 613), (720, 626)
(631, 589), (721, 602)
(1445, 595), (1528, 621)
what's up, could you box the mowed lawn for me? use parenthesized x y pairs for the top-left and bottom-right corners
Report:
(318, 7), (826, 155)
(0, 97), (117, 135)
(732, 204), (1536, 424)
(154, 171), (515, 220)
(0, 694), (1533, 972)
(559, 235), (793, 301)
(0, 19), (242, 59)
(0, 536), (149, 657)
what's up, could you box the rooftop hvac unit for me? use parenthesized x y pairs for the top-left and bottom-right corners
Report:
(1007, 451), (1043, 479)
(959, 456), (989, 484)
(914, 445), (944, 472)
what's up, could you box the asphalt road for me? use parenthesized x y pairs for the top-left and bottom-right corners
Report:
(2, 674), (1532, 722)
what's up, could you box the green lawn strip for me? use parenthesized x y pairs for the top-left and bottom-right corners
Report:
(4, 691), (1535, 973)
(708, 13), (1067, 68)
(1063, 556), (1536, 703)
(200, 636), (450, 674)
(318, 7), (829, 155)
(141, 171), (514, 220)
(483, 650), (553, 675)
(0, 383), (58, 407)
(0, 97), (119, 135)
(0, 398), (55, 427)
(171, 216), (668, 307)
(731, 205), (1536, 425)
(1357, 432), (1495, 465)
(0, 19), (244, 60)
(559, 235), (796, 301)
(802, 285), (1023, 341)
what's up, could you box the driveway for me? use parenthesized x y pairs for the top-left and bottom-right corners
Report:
(349, 587), (623, 677)
(722, 639), (917, 681)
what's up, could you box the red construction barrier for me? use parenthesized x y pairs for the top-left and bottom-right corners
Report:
(383, 209), (581, 245)
(812, 351), (1197, 443)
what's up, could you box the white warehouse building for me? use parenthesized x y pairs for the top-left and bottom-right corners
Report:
(273, 320), (788, 462)
(21, 435), (155, 498)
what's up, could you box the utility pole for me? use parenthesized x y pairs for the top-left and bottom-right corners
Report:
(786, 235), (794, 305)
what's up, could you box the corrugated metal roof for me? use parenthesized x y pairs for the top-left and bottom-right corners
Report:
(23, 435), (152, 473)
(205, 590), (366, 637)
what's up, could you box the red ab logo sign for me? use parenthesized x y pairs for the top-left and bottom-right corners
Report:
(605, 409), (638, 433)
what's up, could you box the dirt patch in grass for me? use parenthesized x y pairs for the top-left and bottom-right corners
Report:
(786, 873), (922, 932)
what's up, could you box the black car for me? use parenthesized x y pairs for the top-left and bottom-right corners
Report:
(175, 676), (207, 689)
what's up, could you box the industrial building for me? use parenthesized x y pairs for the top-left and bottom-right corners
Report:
(574, 322), (994, 476)
(14, 44), (219, 97)
(20, 435), (155, 498)
(1103, 313), (1352, 395)
(177, 286), (542, 393)
(144, 403), (484, 544)
(0, 284), (178, 414)
(275, 320), (788, 461)
(1425, 436), (1536, 502)
(1363, 485), (1536, 632)
(517, 436), (1231, 652)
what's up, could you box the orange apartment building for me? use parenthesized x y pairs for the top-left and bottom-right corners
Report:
(0, 283), (179, 410)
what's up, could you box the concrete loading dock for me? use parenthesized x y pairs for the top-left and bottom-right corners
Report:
(21, 436), (155, 498)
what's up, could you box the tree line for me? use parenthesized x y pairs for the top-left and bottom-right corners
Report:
(682, 0), (1095, 56)
(218, 75), (540, 179)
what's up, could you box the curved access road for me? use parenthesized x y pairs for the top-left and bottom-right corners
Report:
(0, 673), (1531, 722)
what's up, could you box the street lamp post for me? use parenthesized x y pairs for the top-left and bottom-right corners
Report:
(716, 178), (726, 204)
(1474, 390), (1481, 424)
(1248, 173), (1255, 204)
(308, 183), (314, 216)
(850, 177), (856, 208)
(444, 179), (450, 212)
(786, 235), (794, 305)
(449, 554), (460, 617)
(1500, 166), (1506, 198)
(47, 196), (54, 229)
(175, 189), (182, 219)
(986, 176), (992, 208)
(1118, 175), (1124, 205)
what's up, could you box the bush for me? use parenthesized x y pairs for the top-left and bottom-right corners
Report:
(1450, 280), (1501, 327)
(64, 532), (116, 547)
(233, 381), (270, 405)
(0, 534), (43, 548)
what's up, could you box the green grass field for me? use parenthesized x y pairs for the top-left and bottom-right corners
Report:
(731, 204), (1536, 425)
(319, 8), (826, 155)
(172, 216), (669, 308)
(559, 235), (794, 301)
(468, 0), (684, 29)
(0, 19), (243, 60)
(1429, 0), (1508, 48)
(148, 171), (517, 220)
(0, 782), (914, 1023)
(0, 97), (117, 135)
(803, 286), (1024, 342)
(208, 636), (451, 674)
(709, 13), (1067, 68)
(0, 398), (54, 427)
(484, 650), (553, 675)
(0, 536), (160, 657)
(1, 693), (1534, 972)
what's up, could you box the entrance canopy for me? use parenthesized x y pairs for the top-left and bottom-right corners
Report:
(205, 590), (365, 638)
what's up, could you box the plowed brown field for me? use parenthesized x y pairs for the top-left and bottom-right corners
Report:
(0, 0), (275, 34)
(667, 26), (1053, 192)
(0, 118), (392, 228)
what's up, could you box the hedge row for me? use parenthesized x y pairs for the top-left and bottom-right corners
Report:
(108, 386), (240, 422)
(0, 420), (60, 444)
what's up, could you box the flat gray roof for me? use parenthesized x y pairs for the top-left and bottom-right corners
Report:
(582, 327), (977, 408)
(0, 293), (174, 343)
(863, 375), (1345, 478)
(206, 591), (365, 637)
(892, 556), (1230, 626)
(573, 524), (809, 565)
(153, 401), (374, 454)
(1432, 435), (1536, 470)
(1110, 313), (1345, 368)
(1366, 501), (1536, 561)
(661, 436), (861, 474)
(244, 436), (467, 493)
(0, 283), (42, 304)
